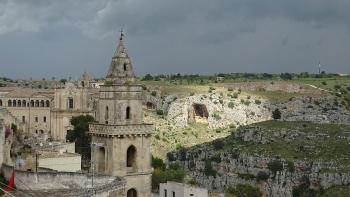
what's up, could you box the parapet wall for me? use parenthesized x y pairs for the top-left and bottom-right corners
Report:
(1, 164), (125, 196)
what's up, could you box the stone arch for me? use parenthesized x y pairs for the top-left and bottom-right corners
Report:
(127, 188), (137, 197)
(8, 100), (12, 107)
(126, 106), (131, 119)
(12, 100), (16, 107)
(22, 100), (26, 107)
(17, 100), (21, 107)
(123, 63), (127, 71)
(46, 100), (50, 107)
(30, 100), (34, 107)
(35, 100), (39, 107)
(40, 100), (45, 107)
(126, 145), (137, 168)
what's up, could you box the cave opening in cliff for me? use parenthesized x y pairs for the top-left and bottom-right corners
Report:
(146, 102), (155, 109)
(192, 103), (208, 123)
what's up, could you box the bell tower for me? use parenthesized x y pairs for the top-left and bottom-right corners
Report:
(89, 32), (153, 197)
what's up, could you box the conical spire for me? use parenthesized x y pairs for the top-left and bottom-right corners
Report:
(106, 31), (135, 84)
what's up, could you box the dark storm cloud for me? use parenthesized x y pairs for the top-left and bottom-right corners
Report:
(0, 0), (349, 79)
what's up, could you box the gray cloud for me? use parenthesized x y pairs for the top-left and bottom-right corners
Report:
(0, 0), (349, 79)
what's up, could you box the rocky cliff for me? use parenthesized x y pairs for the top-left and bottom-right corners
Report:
(168, 121), (350, 197)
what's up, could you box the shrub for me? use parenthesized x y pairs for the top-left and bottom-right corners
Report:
(204, 161), (217, 177)
(286, 161), (295, 173)
(334, 85), (341, 90)
(213, 139), (225, 150)
(152, 156), (165, 169)
(238, 173), (256, 180)
(228, 88), (233, 91)
(256, 171), (269, 182)
(167, 153), (176, 161)
(272, 109), (282, 120)
(228, 102), (235, 109)
(321, 81), (327, 85)
(229, 124), (236, 129)
(190, 92), (195, 96)
(255, 99), (261, 105)
(156, 110), (163, 115)
(226, 184), (262, 197)
(268, 160), (283, 175)
(151, 91), (157, 96)
(210, 154), (222, 163)
(292, 184), (318, 197)
(233, 93), (238, 98)
(212, 112), (221, 121)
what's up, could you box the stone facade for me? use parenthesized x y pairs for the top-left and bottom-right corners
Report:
(0, 75), (94, 141)
(90, 33), (153, 197)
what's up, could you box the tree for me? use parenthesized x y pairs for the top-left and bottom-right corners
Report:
(280, 73), (293, 80)
(67, 115), (95, 159)
(143, 74), (153, 81)
(272, 109), (282, 120)
(152, 156), (165, 170)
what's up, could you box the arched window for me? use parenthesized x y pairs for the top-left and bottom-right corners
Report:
(127, 189), (137, 197)
(123, 63), (127, 71)
(127, 145), (136, 168)
(43, 116), (47, 123)
(13, 100), (16, 107)
(18, 100), (21, 107)
(81, 81), (85, 88)
(40, 100), (44, 107)
(35, 100), (39, 107)
(126, 106), (130, 120)
(46, 100), (50, 107)
(0, 99), (2, 107)
(30, 100), (34, 107)
(105, 106), (109, 120)
(8, 100), (11, 107)
(22, 100), (26, 107)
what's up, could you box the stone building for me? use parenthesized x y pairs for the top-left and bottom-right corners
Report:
(89, 33), (153, 197)
(0, 74), (95, 141)
(159, 181), (208, 197)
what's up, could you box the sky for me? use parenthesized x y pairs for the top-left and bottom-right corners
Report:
(0, 0), (350, 79)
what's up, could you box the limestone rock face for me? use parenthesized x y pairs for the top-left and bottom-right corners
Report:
(170, 148), (350, 197)
(167, 93), (271, 128)
(279, 96), (350, 125)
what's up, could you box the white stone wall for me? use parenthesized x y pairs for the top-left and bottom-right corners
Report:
(38, 154), (81, 172)
(159, 182), (208, 197)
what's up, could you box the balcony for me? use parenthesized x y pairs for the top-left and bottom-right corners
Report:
(89, 123), (153, 136)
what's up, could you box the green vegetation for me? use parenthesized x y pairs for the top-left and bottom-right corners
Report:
(152, 161), (185, 192)
(256, 171), (269, 182)
(66, 115), (95, 160)
(208, 120), (350, 172)
(204, 161), (217, 177)
(268, 160), (283, 176)
(226, 184), (262, 197)
(211, 112), (221, 121)
(238, 173), (256, 180)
